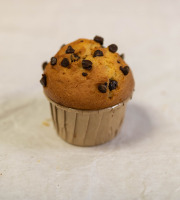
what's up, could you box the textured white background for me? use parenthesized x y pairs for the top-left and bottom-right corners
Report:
(0, 0), (180, 199)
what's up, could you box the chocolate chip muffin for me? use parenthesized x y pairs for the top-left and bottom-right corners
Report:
(40, 36), (135, 110)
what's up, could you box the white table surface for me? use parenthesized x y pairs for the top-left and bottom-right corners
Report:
(0, 0), (180, 199)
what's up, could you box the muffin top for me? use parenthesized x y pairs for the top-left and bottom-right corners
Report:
(40, 36), (135, 110)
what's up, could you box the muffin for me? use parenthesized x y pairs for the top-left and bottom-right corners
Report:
(40, 36), (135, 146)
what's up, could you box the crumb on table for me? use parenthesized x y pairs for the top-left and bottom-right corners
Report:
(42, 121), (50, 127)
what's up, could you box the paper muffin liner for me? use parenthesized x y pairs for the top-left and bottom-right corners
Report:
(45, 94), (129, 147)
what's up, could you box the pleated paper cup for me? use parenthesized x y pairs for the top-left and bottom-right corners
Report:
(45, 94), (129, 147)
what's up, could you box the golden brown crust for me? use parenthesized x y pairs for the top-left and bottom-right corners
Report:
(43, 38), (135, 110)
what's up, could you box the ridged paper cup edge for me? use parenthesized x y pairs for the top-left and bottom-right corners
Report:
(44, 92), (132, 146)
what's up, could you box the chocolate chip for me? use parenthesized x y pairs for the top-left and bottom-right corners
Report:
(117, 60), (120, 63)
(70, 53), (80, 62)
(82, 59), (92, 70)
(80, 40), (83, 42)
(61, 44), (65, 49)
(66, 45), (75, 54)
(73, 53), (80, 60)
(108, 44), (118, 53)
(120, 54), (124, 59)
(82, 72), (88, 76)
(93, 50), (103, 57)
(98, 83), (107, 93)
(40, 74), (47, 87)
(120, 66), (129, 75)
(94, 36), (104, 45)
(61, 58), (69, 67)
(109, 80), (118, 91)
(51, 57), (57, 65)
(42, 62), (48, 70)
